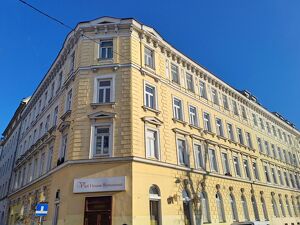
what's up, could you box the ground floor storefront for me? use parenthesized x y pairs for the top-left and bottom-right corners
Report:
(7, 159), (300, 225)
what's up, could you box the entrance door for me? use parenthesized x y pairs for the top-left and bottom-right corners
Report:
(84, 196), (112, 225)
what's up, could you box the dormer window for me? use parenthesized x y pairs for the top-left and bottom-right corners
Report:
(99, 40), (113, 59)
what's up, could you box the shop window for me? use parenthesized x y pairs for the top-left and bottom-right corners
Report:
(84, 196), (112, 225)
(149, 185), (161, 225)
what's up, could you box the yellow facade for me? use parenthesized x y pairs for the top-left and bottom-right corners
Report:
(6, 17), (300, 225)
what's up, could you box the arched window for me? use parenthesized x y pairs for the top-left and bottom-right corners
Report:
(286, 196), (292, 217)
(291, 196), (298, 216)
(251, 195), (260, 221)
(279, 196), (286, 217)
(271, 195), (279, 217)
(229, 193), (238, 222)
(199, 191), (210, 223)
(182, 189), (192, 225)
(260, 196), (269, 221)
(216, 192), (225, 222)
(149, 185), (161, 225)
(241, 195), (249, 221)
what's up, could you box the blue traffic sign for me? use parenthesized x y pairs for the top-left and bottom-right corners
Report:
(35, 203), (48, 216)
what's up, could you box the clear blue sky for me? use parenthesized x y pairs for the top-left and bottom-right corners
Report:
(0, 0), (299, 133)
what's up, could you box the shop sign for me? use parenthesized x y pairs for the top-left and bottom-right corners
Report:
(73, 176), (126, 193)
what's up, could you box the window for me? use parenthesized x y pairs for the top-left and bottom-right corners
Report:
(264, 165), (271, 183)
(65, 89), (72, 111)
(257, 137), (263, 152)
(279, 196), (286, 217)
(96, 78), (113, 103)
(39, 152), (45, 176)
(182, 190), (192, 225)
(278, 129), (282, 139)
(144, 83), (157, 109)
(208, 149), (218, 172)
(203, 112), (212, 132)
(199, 81), (207, 99)
(144, 47), (154, 68)
(59, 134), (68, 161)
(222, 94), (229, 110)
(53, 106), (58, 126)
(99, 40), (113, 59)
(278, 147), (283, 161)
(243, 158), (251, 180)
(146, 128), (159, 159)
(194, 143), (204, 169)
(232, 100), (239, 116)
(284, 171), (290, 187)
(49, 81), (55, 101)
(252, 113), (258, 126)
(278, 169), (284, 185)
(245, 132), (253, 148)
(261, 197), (269, 221)
(200, 192), (210, 223)
(69, 52), (75, 72)
(241, 195), (250, 221)
(272, 125), (277, 137)
(288, 135), (292, 145)
(266, 121), (271, 133)
(227, 123), (235, 141)
(252, 160), (260, 180)
(221, 152), (230, 175)
(211, 88), (219, 105)
(216, 192), (225, 222)
(233, 155), (241, 177)
(283, 132), (287, 142)
(47, 146), (53, 172)
(286, 197), (292, 217)
(230, 194), (238, 221)
(251, 195), (260, 221)
(189, 106), (198, 126)
(237, 128), (244, 145)
(215, 118), (224, 137)
(177, 139), (188, 166)
(149, 186), (161, 225)
(186, 73), (194, 92)
(173, 98), (183, 121)
(93, 125), (112, 157)
(241, 105), (247, 120)
(259, 118), (265, 130)
(271, 144), (277, 159)
(45, 114), (50, 132)
(264, 141), (270, 155)
(271, 167), (278, 184)
(171, 64), (180, 84)
(56, 72), (63, 93)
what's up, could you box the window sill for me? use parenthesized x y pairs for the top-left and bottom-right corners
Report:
(216, 135), (226, 141)
(60, 110), (72, 121)
(93, 154), (111, 158)
(144, 64), (155, 71)
(203, 130), (216, 137)
(97, 58), (114, 63)
(189, 124), (202, 131)
(90, 102), (116, 109)
(142, 106), (161, 115)
(172, 118), (187, 126)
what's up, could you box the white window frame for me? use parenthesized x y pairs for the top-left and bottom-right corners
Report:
(216, 118), (224, 137)
(176, 137), (189, 167)
(145, 126), (160, 160)
(186, 73), (194, 92)
(208, 148), (218, 172)
(188, 105), (198, 127)
(193, 141), (205, 170)
(93, 74), (115, 103)
(171, 63), (180, 84)
(90, 123), (113, 158)
(144, 81), (158, 110)
(203, 112), (212, 132)
(211, 88), (219, 105)
(173, 97), (184, 121)
(144, 47), (155, 69)
(99, 40), (113, 60)
(65, 89), (72, 111)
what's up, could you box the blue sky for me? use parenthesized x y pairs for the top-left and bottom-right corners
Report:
(0, 0), (299, 133)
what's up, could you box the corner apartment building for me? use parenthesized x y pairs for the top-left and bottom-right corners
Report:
(5, 17), (300, 225)
(0, 97), (29, 225)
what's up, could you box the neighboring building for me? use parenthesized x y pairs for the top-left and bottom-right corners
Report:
(5, 17), (300, 225)
(0, 97), (29, 225)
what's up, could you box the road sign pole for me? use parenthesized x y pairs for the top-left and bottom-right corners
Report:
(39, 216), (43, 225)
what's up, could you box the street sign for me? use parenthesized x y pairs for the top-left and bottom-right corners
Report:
(35, 203), (48, 217)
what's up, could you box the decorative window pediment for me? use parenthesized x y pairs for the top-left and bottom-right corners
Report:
(88, 111), (116, 120)
(57, 121), (71, 132)
(142, 116), (163, 126)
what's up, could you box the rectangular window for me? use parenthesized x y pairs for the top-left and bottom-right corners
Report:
(177, 139), (188, 166)
(271, 167), (278, 184)
(65, 89), (72, 111)
(146, 128), (159, 159)
(194, 143), (204, 169)
(266, 122), (271, 133)
(59, 134), (68, 161)
(288, 135), (292, 145)
(252, 160), (259, 180)
(272, 125), (277, 137)
(284, 171), (290, 187)
(173, 98), (183, 121)
(144, 47), (154, 68)
(99, 40), (113, 59)
(70, 51), (75, 72)
(252, 114), (258, 126)
(93, 126), (111, 157)
(283, 132), (287, 142)
(208, 149), (218, 172)
(144, 83), (156, 109)
(222, 94), (229, 110)
(264, 141), (270, 155)
(241, 105), (247, 120)
(189, 106), (198, 126)
(264, 165), (271, 183)
(259, 118), (265, 130)
(53, 106), (58, 126)
(216, 118), (224, 137)
(211, 88), (219, 105)
(257, 138), (263, 152)
(271, 144), (277, 158)
(199, 81), (207, 99)
(227, 123), (235, 141)
(186, 73), (194, 92)
(97, 79), (112, 103)
(278, 129), (282, 139)
(245, 132), (253, 148)
(221, 152), (230, 175)
(243, 159), (251, 180)
(39, 153), (45, 176)
(56, 72), (63, 93)
(203, 113), (212, 132)
(49, 81), (55, 101)
(232, 100), (239, 116)
(171, 64), (180, 84)
(237, 128), (244, 145)
(278, 169), (284, 185)
(45, 114), (50, 132)
(47, 146), (53, 172)
(233, 155), (241, 177)
(277, 147), (283, 161)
